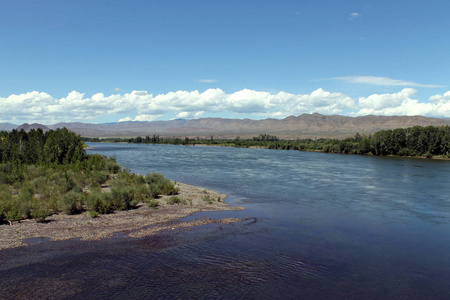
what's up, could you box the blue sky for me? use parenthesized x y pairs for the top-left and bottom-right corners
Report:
(1, 0), (449, 124)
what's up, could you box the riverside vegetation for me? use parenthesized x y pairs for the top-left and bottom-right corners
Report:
(0, 128), (180, 225)
(84, 125), (450, 159)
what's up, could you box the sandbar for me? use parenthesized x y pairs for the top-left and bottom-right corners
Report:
(0, 183), (245, 250)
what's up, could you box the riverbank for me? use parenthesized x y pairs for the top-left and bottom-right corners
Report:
(0, 183), (245, 250)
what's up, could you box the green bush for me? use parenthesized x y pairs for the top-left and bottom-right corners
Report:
(5, 207), (22, 224)
(146, 199), (159, 207)
(111, 186), (138, 210)
(141, 172), (180, 196)
(149, 183), (161, 198)
(134, 184), (152, 201)
(89, 210), (99, 218)
(58, 190), (85, 214)
(86, 191), (112, 214)
(89, 171), (108, 185)
(0, 193), (23, 224)
(159, 180), (179, 195)
(203, 194), (213, 204)
(104, 157), (121, 174)
(30, 201), (52, 222)
(144, 172), (165, 184)
(166, 196), (186, 205)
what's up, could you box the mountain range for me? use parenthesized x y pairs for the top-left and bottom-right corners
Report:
(2, 114), (450, 139)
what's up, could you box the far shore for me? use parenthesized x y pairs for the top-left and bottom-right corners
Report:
(0, 183), (245, 250)
(187, 143), (450, 160)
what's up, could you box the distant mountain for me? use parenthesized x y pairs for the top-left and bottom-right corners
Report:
(8, 114), (450, 139)
(0, 123), (17, 131)
(16, 123), (50, 132)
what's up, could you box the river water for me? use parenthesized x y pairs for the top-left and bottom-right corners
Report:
(1, 143), (449, 299)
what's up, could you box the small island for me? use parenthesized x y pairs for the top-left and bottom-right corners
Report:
(0, 128), (244, 250)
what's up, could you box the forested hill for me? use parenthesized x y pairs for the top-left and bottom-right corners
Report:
(3, 114), (450, 139)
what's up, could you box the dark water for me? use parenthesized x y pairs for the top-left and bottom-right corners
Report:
(1, 143), (449, 299)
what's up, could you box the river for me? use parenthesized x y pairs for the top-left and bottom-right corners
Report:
(1, 143), (449, 299)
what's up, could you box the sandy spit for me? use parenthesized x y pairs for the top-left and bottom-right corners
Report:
(0, 183), (245, 250)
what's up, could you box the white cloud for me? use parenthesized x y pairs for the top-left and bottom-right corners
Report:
(1, 88), (450, 124)
(133, 114), (162, 122)
(197, 79), (218, 83)
(429, 91), (450, 103)
(119, 114), (162, 122)
(112, 88), (123, 92)
(350, 12), (361, 19)
(355, 88), (450, 116)
(357, 88), (417, 110)
(176, 111), (204, 119)
(119, 117), (133, 122)
(335, 76), (444, 88)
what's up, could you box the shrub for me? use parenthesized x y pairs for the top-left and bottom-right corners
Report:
(0, 194), (23, 224)
(24, 165), (47, 181)
(203, 194), (213, 204)
(65, 170), (85, 187)
(144, 172), (165, 184)
(145, 172), (179, 196)
(104, 157), (121, 174)
(159, 180), (179, 195)
(5, 207), (22, 224)
(86, 191), (112, 214)
(89, 210), (99, 218)
(166, 196), (186, 205)
(134, 184), (152, 201)
(110, 186), (138, 210)
(29, 176), (49, 198)
(71, 185), (83, 194)
(30, 202), (52, 222)
(149, 183), (161, 198)
(58, 190), (85, 214)
(146, 199), (159, 207)
(89, 171), (108, 185)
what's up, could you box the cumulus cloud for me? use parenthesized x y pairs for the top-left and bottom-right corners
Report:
(118, 117), (133, 122)
(133, 114), (162, 122)
(429, 91), (450, 103)
(1, 88), (450, 124)
(119, 114), (162, 122)
(355, 88), (450, 116)
(335, 76), (444, 88)
(176, 111), (204, 119)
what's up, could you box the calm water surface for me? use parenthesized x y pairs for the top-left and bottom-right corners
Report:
(1, 143), (449, 299)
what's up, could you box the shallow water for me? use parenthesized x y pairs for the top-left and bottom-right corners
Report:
(1, 143), (449, 299)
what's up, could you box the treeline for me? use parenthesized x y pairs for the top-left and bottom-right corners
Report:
(84, 126), (450, 158)
(1, 128), (86, 166)
(326, 126), (450, 157)
(0, 128), (179, 225)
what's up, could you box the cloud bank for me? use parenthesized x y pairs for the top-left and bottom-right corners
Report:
(1, 88), (449, 124)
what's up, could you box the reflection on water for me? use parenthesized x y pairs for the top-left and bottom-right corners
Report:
(1, 144), (449, 299)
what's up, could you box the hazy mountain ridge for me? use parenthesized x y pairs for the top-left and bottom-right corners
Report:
(3, 114), (450, 139)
